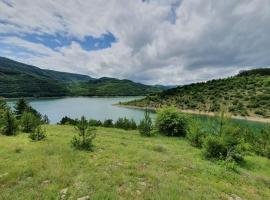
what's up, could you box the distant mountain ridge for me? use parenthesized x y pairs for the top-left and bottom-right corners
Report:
(0, 57), (165, 97)
(0, 57), (92, 82)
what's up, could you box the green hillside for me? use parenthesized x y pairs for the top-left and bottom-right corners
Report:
(69, 77), (164, 96)
(1, 125), (269, 200)
(125, 69), (270, 119)
(0, 57), (164, 97)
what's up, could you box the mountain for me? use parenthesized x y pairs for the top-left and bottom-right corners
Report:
(68, 77), (164, 96)
(125, 68), (270, 119)
(0, 57), (92, 82)
(0, 57), (164, 97)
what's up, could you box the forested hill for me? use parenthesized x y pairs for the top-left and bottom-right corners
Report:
(125, 68), (270, 119)
(68, 77), (164, 96)
(0, 57), (165, 97)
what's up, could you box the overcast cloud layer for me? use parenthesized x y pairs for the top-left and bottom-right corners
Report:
(0, 0), (270, 85)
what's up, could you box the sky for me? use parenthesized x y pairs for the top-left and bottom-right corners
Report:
(0, 0), (270, 85)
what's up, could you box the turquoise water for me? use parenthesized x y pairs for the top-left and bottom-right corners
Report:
(8, 97), (151, 124)
(7, 97), (266, 131)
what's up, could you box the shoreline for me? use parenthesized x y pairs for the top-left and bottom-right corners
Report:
(115, 104), (270, 124)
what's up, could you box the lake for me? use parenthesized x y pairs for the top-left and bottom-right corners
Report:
(7, 97), (265, 131)
(8, 97), (150, 124)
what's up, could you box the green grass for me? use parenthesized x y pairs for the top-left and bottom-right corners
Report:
(0, 125), (270, 199)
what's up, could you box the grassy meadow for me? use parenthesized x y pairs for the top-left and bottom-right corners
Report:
(0, 125), (270, 200)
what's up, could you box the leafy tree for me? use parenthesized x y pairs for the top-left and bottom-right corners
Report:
(71, 116), (96, 151)
(155, 107), (189, 137)
(138, 109), (153, 137)
(20, 112), (41, 133)
(0, 109), (18, 136)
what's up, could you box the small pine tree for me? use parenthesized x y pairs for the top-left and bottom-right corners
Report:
(29, 126), (46, 141)
(15, 98), (28, 118)
(138, 109), (153, 137)
(0, 109), (18, 136)
(71, 116), (96, 151)
(20, 112), (41, 133)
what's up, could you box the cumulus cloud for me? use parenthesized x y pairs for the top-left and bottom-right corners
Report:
(0, 0), (270, 84)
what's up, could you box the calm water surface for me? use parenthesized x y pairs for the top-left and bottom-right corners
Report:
(8, 97), (150, 124)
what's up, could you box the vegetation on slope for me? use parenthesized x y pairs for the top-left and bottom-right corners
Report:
(125, 69), (270, 118)
(0, 57), (164, 97)
(0, 125), (270, 200)
(68, 77), (164, 96)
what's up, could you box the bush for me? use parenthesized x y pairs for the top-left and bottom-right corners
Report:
(187, 120), (206, 148)
(253, 125), (270, 158)
(59, 116), (77, 125)
(115, 117), (137, 130)
(203, 136), (227, 160)
(203, 125), (247, 163)
(103, 119), (114, 127)
(155, 107), (189, 137)
(89, 119), (102, 127)
(29, 126), (46, 141)
(0, 109), (18, 136)
(71, 116), (96, 151)
(138, 109), (153, 137)
(20, 112), (41, 133)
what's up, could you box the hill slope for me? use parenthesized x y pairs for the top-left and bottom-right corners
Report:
(0, 57), (164, 97)
(69, 77), (164, 96)
(125, 69), (270, 118)
(0, 125), (269, 199)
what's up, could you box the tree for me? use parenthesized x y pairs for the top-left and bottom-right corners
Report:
(138, 109), (153, 137)
(155, 107), (189, 137)
(20, 112), (41, 133)
(71, 116), (96, 151)
(29, 125), (46, 141)
(15, 98), (28, 118)
(0, 98), (7, 110)
(0, 109), (18, 136)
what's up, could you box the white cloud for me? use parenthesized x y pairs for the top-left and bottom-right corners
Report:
(0, 0), (270, 85)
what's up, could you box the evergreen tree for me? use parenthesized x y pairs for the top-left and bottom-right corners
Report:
(15, 98), (28, 118)
(138, 109), (153, 137)
(0, 109), (18, 136)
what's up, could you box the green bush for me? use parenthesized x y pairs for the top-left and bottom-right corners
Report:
(29, 126), (46, 141)
(253, 125), (270, 158)
(187, 120), (206, 148)
(71, 116), (96, 151)
(0, 109), (18, 136)
(203, 124), (247, 163)
(115, 117), (137, 130)
(138, 109), (153, 137)
(103, 119), (114, 127)
(20, 112), (41, 133)
(88, 119), (102, 127)
(59, 116), (77, 125)
(155, 107), (189, 137)
(203, 136), (227, 159)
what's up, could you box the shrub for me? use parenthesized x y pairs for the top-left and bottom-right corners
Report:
(187, 120), (206, 148)
(203, 136), (227, 160)
(20, 112), (41, 133)
(138, 109), (153, 137)
(89, 119), (102, 127)
(155, 107), (189, 137)
(203, 125), (247, 163)
(103, 119), (114, 127)
(0, 109), (18, 136)
(29, 126), (46, 141)
(71, 116), (96, 151)
(253, 125), (270, 158)
(59, 116), (77, 125)
(42, 115), (50, 124)
(115, 117), (137, 130)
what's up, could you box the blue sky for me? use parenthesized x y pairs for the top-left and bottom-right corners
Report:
(0, 0), (269, 84)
